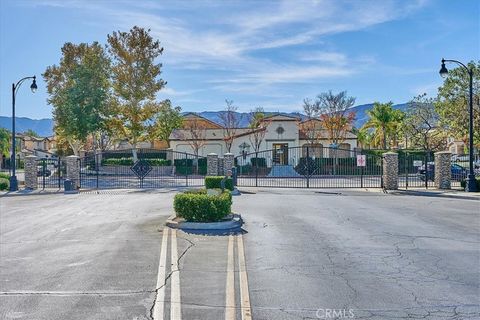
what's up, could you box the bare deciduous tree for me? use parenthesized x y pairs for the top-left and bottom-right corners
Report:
(404, 93), (447, 151)
(316, 90), (356, 145)
(219, 99), (240, 153)
(248, 107), (270, 153)
(175, 116), (207, 158)
(301, 98), (322, 146)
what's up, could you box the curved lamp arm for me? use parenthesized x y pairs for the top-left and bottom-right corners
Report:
(13, 76), (36, 97)
(442, 59), (472, 74)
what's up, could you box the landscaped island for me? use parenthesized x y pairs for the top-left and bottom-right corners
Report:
(173, 176), (236, 224)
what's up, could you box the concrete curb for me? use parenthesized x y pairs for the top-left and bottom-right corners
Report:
(166, 213), (243, 231)
(389, 189), (480, 201)
(0, 190), (64, 197)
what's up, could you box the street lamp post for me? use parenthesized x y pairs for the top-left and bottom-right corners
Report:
(439, 58), (476, 192)
(9, 76), (37, 191)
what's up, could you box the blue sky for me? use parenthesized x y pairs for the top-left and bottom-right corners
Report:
(0, 0), (478, 119)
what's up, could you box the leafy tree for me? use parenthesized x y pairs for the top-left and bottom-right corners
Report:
(248, 107), (269, 153)
(403, 93), (447, 151)
(363, 102), (403, 149)
(107, 26), (166, 161)
(23, 129), (39, 137)
(0, 128), (10, 157)
(435, 61), (480, 149)
(219, 99), (240, 153)
(352, 127), (372, 149)
(150, 100), (183, 148)
(43, 42), (111, 156)
(316, 90), (356, 145)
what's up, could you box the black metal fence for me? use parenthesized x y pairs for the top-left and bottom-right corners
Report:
(451, 154), (480, 189)
(398, 151), (435, 189)
(79, 149), (206, 190)
(36, 157), (65, 190)
(235, 146), (383, 188)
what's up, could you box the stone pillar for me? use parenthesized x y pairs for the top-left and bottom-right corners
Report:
(435, 151), (451, 189)
(66, 155), (80, 189)
(24, 155), (38, 190)
(217, 157), (224, 176)
(207, 153), (218, 176)
(382, 152), (398, 190)
(223, 153), (234, 175)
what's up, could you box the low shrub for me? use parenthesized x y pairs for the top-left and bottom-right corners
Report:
(251, 157), (267, 167)
(0, 178), (9, 190)
(174, 189), (232, 222)
(460, 178), (480, 190)
(173, 158), (206, 175)
(102, 158), (171, 166)
(0, 173), (10, 180)
(205, 176), (234, 191)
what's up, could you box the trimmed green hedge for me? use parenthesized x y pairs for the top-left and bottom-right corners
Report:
(102, 158), (172, 166)
(174, 189), (232, 222)
(251, 157), (267, 167)
(0, 173), (10, 180)
(460, 178), (480, 190)
(101, 151), (168, 160)
(174, 158), (207, 175)
(205, 176), (234, 191)
(0, 178), (9, 190)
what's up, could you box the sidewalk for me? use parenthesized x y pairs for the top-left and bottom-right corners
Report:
(0, 189), (64, 197)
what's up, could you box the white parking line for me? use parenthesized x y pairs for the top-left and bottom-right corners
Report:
(237, 234), (252, 320)
(225, 235), (236, 320)
(153, 227), (169, 320)
(170, 229), (182, 320)
(152, 228), (168, 320)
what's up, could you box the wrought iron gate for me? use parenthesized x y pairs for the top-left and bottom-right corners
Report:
(235, 146), (383, 188)
(398, 151), (435, 189)
(36, 157), (65, 190)
(78, 149), (206, 190)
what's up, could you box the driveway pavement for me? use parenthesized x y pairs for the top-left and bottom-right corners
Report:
(0, 188), (479, 319)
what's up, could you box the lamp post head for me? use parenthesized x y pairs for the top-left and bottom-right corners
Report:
(30, 76), (37, 93)
(439, 59), (449, 78)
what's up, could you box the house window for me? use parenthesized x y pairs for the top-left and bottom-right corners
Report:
(302, 144), (323, 158)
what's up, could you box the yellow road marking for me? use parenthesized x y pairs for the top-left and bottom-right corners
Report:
(153, 227), (169, 320)
(237, 234), (252, 320)
(225, 235), (236, 320)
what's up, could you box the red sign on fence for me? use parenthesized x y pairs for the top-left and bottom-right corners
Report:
(356, 155), (366, 167)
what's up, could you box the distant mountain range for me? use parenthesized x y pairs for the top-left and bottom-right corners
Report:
(0, 103), (408, 137)
(0, 116), (54, 137)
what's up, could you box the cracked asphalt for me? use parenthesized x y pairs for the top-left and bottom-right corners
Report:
(0, 188), (479, 319)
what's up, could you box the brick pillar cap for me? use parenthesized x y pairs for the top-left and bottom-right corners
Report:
(383, 151), (398, 155)
(66, 155), (79, 159)
(25, 155), (38, 158)
(207, 153), (218, 156)
(434, 151), (452, 154)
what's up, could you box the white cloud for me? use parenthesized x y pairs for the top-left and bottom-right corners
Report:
(28, 0), (430, 109)
(298, 51), (348, 65)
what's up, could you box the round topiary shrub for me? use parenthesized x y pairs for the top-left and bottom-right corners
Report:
(0, 178), (9, 191)
(174, 189), (232, 222)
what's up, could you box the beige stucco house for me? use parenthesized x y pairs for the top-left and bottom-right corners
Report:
(169, 114), (358, 165)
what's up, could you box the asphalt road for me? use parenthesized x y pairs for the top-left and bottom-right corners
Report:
(236, 189), (479, 319)
(0, 188), (479, 319)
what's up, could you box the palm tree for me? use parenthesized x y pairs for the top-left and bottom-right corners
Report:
(353, 127), (372, 149)
(362, 102), (403, 149)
